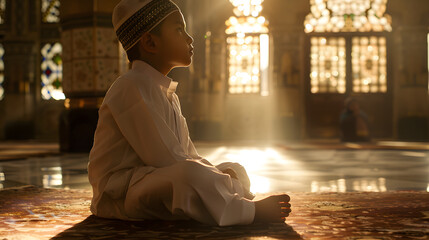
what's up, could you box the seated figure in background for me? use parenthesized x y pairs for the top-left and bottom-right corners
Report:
(340, 97), (371, 142)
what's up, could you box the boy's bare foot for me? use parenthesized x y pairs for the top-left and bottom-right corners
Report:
(253, 194), (291, 223)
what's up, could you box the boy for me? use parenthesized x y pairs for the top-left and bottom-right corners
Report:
(88, 0), (291, 226)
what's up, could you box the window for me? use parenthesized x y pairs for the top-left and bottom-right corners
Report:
(305, 0), (392, 33)
(226, 0), (269, 96)
(310, 37), (346, 93)
(227, 34), (265, 94)
(352, 36), (387, 93)
(41, 43), (65, 100)
(0, 44), (4, 100)
(42, 0), (60, 23)
(41, 1), (62, 100)
(306, 0), (391, 94)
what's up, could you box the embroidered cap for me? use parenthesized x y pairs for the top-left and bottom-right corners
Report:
(112, 0), (180, 51)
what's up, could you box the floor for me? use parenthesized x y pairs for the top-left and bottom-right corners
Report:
(2, 186), (428, 239)
(1, 140), (429, 239)
(0, 140), (428, 193)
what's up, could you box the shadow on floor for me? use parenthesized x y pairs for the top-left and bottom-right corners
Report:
(52, 215), (302, 239)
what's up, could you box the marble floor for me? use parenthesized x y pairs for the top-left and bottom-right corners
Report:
(1, 140), (428, 193)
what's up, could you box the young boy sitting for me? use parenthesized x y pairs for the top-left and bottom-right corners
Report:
(88, 0), (291, 226)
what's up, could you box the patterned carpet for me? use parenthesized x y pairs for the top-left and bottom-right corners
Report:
(0, 186), (428, 239)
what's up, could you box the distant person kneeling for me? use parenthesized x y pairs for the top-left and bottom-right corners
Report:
(340, 97), (371, 142)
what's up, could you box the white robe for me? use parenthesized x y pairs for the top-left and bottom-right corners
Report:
(88, 60), (255, 226)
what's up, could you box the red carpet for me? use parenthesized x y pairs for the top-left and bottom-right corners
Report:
(0, 186), (428, 239)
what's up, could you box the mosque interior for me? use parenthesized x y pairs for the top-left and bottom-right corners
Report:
(0, 0), (428, 239)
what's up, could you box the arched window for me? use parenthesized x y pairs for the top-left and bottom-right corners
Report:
(42, 0), (60, 23)
(226, 0), (269, 96)
(304, 0), (392, 33)
(305, 0), (391, 94)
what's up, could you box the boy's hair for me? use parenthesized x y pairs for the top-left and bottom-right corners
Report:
(126, 22), (163, 62)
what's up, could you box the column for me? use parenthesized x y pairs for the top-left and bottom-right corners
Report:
(59, 0), (121, 152)
(394, 26), (429, 140)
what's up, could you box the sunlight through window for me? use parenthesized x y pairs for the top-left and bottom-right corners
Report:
(307, 0), (391, 94)
(0, 44), (4, 101)
(352, 36), (387, 93)
(206, 147), (296, 194)
(310, 37), (346, 93)
(226, 0), (269, 96)
(305, 0), (392, 33)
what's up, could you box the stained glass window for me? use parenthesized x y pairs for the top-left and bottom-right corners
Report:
(226, 0), (269, 96)
(0, 44), (4, 101)
(42, 0), (60, 23)
(228, 35), (261, 94)
(41, 42), (65, 100)
(229, 0), (264, 17)
(0, 0), (5, 24)
(310, 37), (346, 93)
(305, 0), (392, 33)
(307, 0), (391, 94)
(352, 36), (387, 93)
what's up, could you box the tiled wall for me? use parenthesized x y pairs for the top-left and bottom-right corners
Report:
(62, 27), (119, 95)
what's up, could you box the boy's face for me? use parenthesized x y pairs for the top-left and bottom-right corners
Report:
(155, 11), (194, 68)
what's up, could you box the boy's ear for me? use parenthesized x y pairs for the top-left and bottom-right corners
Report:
(140, 32), (158, 54)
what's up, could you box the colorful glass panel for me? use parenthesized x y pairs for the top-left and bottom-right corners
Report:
(352, 36), (387, 93)
(229, 0), (264, 17)
(310, 37), (346, 94)
(41, 42), (65, 100)
(226, 0), (269, 95)
(228, 34), (261, 94)
(42, 0), (60, 23)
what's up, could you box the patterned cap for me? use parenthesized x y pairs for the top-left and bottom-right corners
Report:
(112, 0), (180, 51)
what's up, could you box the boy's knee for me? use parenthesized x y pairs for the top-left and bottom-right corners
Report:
(176, 160), (216, 184)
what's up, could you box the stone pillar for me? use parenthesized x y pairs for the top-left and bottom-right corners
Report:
(393, 26), (429, 141)
(59, 0), (120, 152)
